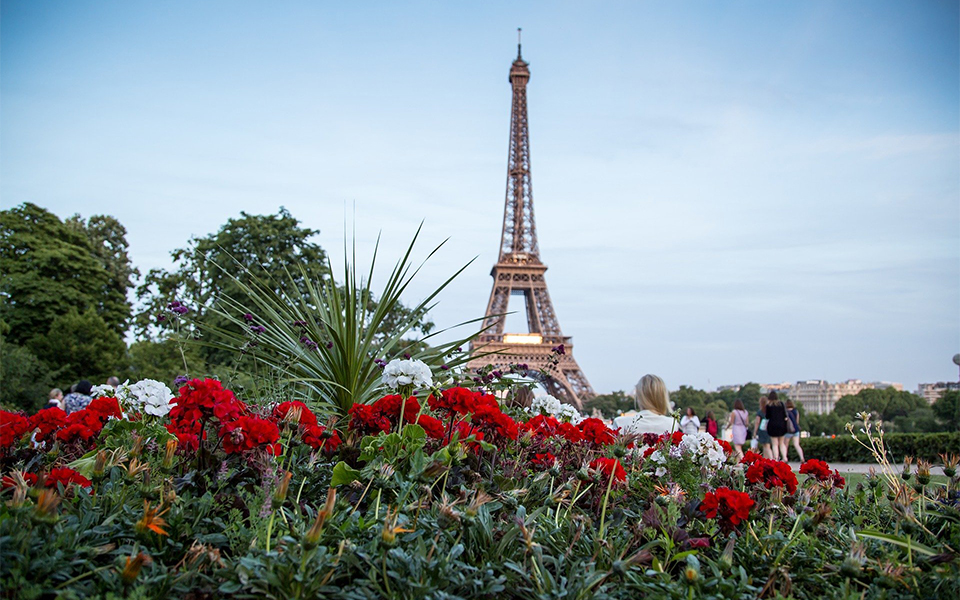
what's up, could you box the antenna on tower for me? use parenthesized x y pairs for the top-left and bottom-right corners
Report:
(517, 27), (522, 58)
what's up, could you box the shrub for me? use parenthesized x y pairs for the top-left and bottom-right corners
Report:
(787, 432), (960, 463)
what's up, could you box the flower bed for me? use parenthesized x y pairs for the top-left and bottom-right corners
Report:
(1, 376), (959, 598)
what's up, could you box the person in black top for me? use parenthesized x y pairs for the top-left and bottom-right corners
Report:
(764, 391), (789, 461)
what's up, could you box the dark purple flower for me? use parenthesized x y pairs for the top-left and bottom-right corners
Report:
(326, 341), (333, 349)
(293, 320), (307, 328)
(403, 353), (411, 359)
(157, 314), (166, 323)
(243, 313), (255, 322)
(174, 375), (189, 386)
(440, 365), (449, 371)
(250, 325), (266, 335)
(551, 344), (565, 356)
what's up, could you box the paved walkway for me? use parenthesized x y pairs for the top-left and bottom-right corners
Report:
(788, 462), (898, 474)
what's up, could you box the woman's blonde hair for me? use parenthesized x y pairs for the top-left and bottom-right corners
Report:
(635, 374), (670, 416)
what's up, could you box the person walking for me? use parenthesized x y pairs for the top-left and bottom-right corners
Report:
(45, 388), (64, 410)
(728, 400), (750, 458)
(614, 374), (677, 435)
(752, 396), (772, 458)
(679, 407), (700, 436)
(63, 380), (94, 414)
(704, 411), (719, 439)
(784, 399), (804, 462)
(764, 391), (789, 461)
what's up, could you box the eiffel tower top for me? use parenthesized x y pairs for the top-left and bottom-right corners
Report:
(499, 28), (539, 265)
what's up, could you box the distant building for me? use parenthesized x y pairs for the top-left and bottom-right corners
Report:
(917, 382), (960, 404)
(788, 379), (902, 415)
(715, 384), (742, 393)
(760, 382), (792, 395)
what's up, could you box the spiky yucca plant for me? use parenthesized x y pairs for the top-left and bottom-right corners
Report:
(203, 225), (481, 414)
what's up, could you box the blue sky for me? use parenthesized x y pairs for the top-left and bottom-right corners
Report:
(2, 1), (958, 394)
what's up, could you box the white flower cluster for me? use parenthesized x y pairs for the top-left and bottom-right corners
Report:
(528, 394), (583, 424)
(127, 379), (175, 417)
(647, 431), (727, 477)
(94, 379), (175, 417)
(381, 359), (433, 391)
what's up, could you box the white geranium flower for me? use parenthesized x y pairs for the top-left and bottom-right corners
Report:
(381, 359), (433, 391)
(556, 403), (582, 424)
(91, 384), (116, 398)
(126, 379), (174, 417)
(529, 395), (562, 416)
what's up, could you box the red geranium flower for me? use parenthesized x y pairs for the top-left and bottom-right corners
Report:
(169, 429), (200, 452)
(272, 401), (318, 428)
(30, 408), (67, 444)
(0, 411), (32, 449)
(520, 415), (561, 439)
(169, 378), (246, 434)
(302, 425), (342, 454)
(740, 451), (764, 465)
(56, 409), (107, 445)
(45, 467), (93, 490)
(219, 415), (281, 455)
(579, 418), (616, 446)
(832, 470), (845, 489)
(670, 431), (685, 446)
(589, 457), (627, 483)
(347, 403), (392, 435)
(557, 422), (584, 444)
(415, 415), (445, 440)
(470, 404), (518, 440)
(87, 397), (122, 420)
(799, 459), (832, 481)
(717, 439), (732, 454)
(745, 458), (798, 494)
(700, 487), (754, 526)
(373, 394), (421, 425)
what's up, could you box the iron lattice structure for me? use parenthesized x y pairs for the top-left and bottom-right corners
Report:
(469, 42), (595, 408)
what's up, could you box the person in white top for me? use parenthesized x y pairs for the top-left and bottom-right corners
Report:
(613, 374), (678, 435)
(679, 407), (701, 436)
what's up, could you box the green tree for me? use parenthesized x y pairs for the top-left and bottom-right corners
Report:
(128, 339), (208, 389)
(933, 390), (960, 432)
(804, 412), (846, 436)
(583, 390), (634, 419)
(65, 214), (139, 336)
(736, 383), (762, 414)
(670, 385), (709, 412)
(0, 339), (55, 412)
(135, 208), (434, 370)
(834, 387), (925, 423)
(0, 203), (117, 347)
(29, 308), (128, 388)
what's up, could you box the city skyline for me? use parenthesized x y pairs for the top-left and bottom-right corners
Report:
(2, 1), (958, 394)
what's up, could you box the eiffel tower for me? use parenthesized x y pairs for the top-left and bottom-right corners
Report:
(469, 35), (595, 409)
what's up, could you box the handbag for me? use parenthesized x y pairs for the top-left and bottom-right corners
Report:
(786, 410), (797, 434)
(759, 418), (768, 431)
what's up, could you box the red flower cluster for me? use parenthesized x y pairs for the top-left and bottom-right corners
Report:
(470, 403), (518, 440)
(45, 467), (93, 490)
(744, 457), (798, 494)
(0, 411), (32, 449)
(219, 415), (281, 455)
(590, 457), (627, 483)
(579, 418), (617, 446)
(520, 415), (560, 439)
(415, 415), (445, 440)
(700, 487), (754, 526)
(427, 387), (494, 416)
(800, 459), (845, 488)
(302, 424), (342, 455)
(56, 398), (122, 446)
(30, 408), (67, 444)
(273, 401), (318, 427)
(347, 403), (392, 436)
(169, 379), (246, 433)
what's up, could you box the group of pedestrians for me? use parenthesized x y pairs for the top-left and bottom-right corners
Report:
(43, 377), (120, 414)
(611, 375), (805, 463)
(728, 391), (804, 461)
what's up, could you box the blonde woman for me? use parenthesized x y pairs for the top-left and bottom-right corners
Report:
(614, 374), (677, 435)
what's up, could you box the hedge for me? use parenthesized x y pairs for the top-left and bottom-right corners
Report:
(783, 432), (960, 463)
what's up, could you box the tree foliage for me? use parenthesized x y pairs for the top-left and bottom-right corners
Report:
(583, 390), (634, 419)
(28, 308), (128, 388)
(933, 390), (960, 432)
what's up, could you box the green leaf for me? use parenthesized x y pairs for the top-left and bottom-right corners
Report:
(330, 461), (362, 487)
(856, 530), (937, 556)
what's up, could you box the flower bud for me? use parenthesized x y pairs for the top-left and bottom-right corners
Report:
(121, 552), (152, 584)
(93, 450), (108, 479)
(33, 489), (60, 523)
(162, 439), (178, 470)
(272, 471), (292, 510)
